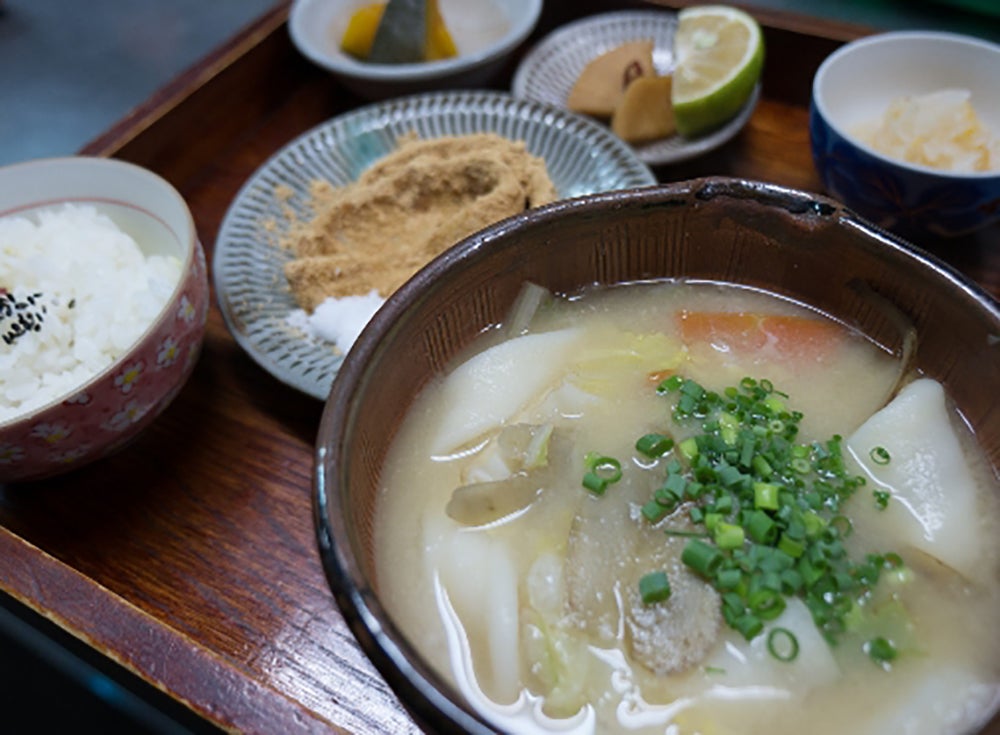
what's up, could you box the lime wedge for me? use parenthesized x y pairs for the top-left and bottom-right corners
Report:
(671, 5), (764, 137)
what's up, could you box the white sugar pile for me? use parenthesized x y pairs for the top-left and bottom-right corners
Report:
(287, 290), (385, 352)
(0, 204), (182, 423)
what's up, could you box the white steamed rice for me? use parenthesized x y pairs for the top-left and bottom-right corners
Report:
(0, 203), (182, 423)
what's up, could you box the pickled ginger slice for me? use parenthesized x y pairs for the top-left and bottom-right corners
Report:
(846, 378), (983, 580)
(431, 328), (585, 454)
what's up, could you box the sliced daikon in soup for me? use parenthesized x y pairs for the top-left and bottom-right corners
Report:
(687, 597), (841, 696)
(846, 378), (989, 582)
(430, 328), (586, 455)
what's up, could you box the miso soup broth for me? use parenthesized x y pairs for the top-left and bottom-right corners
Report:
(375, 280), (1000, 735)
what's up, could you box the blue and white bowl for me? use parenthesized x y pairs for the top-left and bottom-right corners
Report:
(810, 31), (1000, 242)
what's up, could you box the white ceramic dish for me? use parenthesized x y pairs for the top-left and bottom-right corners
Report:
(511, 10), (761, 166)
(213, 90), (657, 401)
(289, 0), (542, 100)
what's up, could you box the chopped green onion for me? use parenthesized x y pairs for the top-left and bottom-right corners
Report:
(747, 510), (777, 544)
(639, 571), (673, 605)
(582, 472), (608, 495)
(780, 569), (803, 593)
(790, 457), (811, 474)
(655, 486), (680, 510)
(634, 374), (902, 646)
(680, 379), (705, 399)
(802, 511), (826, 538)
(733, 613), (763, 641)
(663, 472), (687, 497)
(716, 568), (743, 590)
(685, 481), (705, 499)
(714, 522), (745, 550)
(718, 464), (745, 488)
(753, 482), (780, 510)
(662, 528), (711, 538)
(704, 512), (722, 533)
(642, 499), (669, 523)
(752, 454), (773, 478)
(681, 539), (723, 578)
(873, 490), (890, 509)
(582, 453), (621, 494)
(657, 374), (685, 393)
(636, 433), (674, 458)
(719, 412), (740, 445)
(767, 627), (799, 662)
(749, 589), (786, 620)
(585, 453), (622, 480)
(777, 533), (806, 559)
(869, 446), (891, 465)
(866, 636), (898, 666)
(798, 557), (824, 588)
(678, 437), (699, 461)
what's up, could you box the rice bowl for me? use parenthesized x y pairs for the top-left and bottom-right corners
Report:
(0, 156), (208, 483)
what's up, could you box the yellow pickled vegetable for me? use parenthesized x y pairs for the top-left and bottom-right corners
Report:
(340, 0), (456, 62)
(340, 3), (385, 60)
(426, 0), (458, 60)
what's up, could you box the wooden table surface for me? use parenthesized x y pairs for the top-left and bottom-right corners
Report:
(1, 1), (997, 733)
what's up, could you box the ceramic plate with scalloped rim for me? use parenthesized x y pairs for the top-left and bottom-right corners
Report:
(213, 90), (656, 400)
(512, 10), (761, 166)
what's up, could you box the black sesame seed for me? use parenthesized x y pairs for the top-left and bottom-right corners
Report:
(1, 290), (49, 346)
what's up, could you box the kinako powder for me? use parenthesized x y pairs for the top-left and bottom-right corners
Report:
(281, 133), (559, 312)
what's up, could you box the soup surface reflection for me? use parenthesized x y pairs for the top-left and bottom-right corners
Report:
(375, 281), (1000, 734)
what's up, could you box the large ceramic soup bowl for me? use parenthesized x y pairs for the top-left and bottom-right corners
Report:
(315, 177), (1000, 735)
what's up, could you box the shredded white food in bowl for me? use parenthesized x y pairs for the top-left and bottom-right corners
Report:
(852, 89), (1000, 173)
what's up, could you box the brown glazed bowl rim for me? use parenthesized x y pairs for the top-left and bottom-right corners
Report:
(313, 177), (1000, 734)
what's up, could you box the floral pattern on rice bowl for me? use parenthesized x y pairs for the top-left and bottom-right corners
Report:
(0, 244), (208, 483)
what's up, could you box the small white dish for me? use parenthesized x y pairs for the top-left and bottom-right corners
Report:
(213, 90), (656, 400)
(289, 0), (542, 100)
(511, 10), (761, 166)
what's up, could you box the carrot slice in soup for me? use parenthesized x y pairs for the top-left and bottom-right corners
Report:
(677, 311), (844, 360)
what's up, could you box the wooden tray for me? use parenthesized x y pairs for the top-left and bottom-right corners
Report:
(2, 2), (997, 733)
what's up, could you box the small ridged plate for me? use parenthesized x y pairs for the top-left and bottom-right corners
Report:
(213, 90), (656, 400)
(511, 10), (761, 166)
